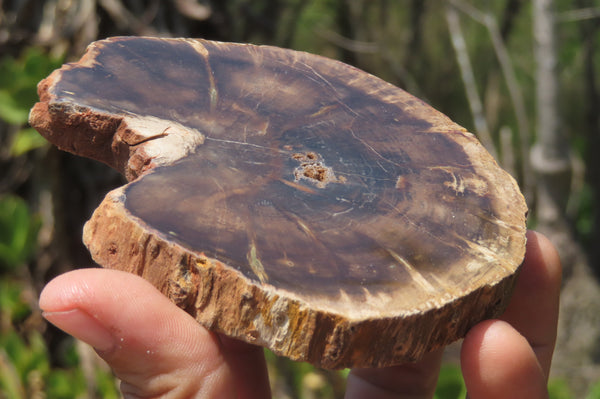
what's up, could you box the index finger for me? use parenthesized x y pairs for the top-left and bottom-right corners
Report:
(499, 230), (562, 378)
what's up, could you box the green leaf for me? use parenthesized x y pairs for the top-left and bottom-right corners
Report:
(0, 330), (51, 391)
(586, 379), (600, 399)
(434, 364), (466, 399)
(95, 369), (120, 398)
(0, 279), (32, 325)
(23, 48), (52, 81)
(46, 369), (87, 399)
(26, 331), (50, 375)
(0, 331), (27, 378)
(0, 90), (30, 125)
(62, 338), (80, 368)
(12, 85), (41, 112)
(0, 57), (18, 91)
(10, 128), (48, 157)
(0, 349), (26, 399)
(548, 378), (573, 399)
(0, 47), (64, 125)
(0, 195), (40, 272)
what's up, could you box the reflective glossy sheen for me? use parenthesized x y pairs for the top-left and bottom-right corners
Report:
(49, 37), (522, 302)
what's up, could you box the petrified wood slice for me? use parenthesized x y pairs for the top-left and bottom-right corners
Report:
(30, 36), (527, 369)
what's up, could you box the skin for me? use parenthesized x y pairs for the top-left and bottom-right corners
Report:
(39, 230), (561, 398)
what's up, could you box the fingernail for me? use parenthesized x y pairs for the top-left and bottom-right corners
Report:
(42, 308), (115, 352)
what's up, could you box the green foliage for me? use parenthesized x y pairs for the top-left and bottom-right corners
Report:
(10, 128), (48, 157)
(0, 47), (62, 125)
(587, 380), (600, 399)
(0, 193), (118, 398)
(548, 378), (574, 399)
(431, 365), (592, 399)
(293, 0), (338, 55)
(0, 323), (120, 399)
(0, 330), (50, 395)
(0, 47), (62, 157)
(434, 364), (466, 399)
(0, 277), (120, 398)
(0, 279), (32, 328)
(93, 369), (121, 399)
(264, 349), (346, 398)
(574, 183), (594, 246)
(0, 195), (41, 273)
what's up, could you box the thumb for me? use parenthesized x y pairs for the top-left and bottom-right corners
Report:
(461, 320), (548, 399)
(39, 268), (264, 398)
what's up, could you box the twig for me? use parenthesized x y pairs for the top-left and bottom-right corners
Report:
(315, 29), (379, 54)
(173, 0), (211, 20)
(444, 5), (497, 160)
(500, 126), (516, 178)
(449, 0), (533, 201)
(99, 0), (157, 35)
(532, 0), (572, 228)
(558, 7), (600, 22)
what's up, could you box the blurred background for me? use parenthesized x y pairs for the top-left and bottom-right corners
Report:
(0, 0), (599, 398)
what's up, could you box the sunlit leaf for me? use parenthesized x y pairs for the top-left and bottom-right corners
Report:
(0, 47), (64, 126)
(434, 364), (466, 399)
(10, 128), (48, 157)
(0, 280), (31, 325)
(0, 349), (25, 399)
(0, 91), (29, 125)
(548, 378), (573, 399)
(587, 379), (600, 399)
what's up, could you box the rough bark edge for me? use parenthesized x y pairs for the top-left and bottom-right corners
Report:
(83, 187), (520, 369)
(29, 69), (204, 181)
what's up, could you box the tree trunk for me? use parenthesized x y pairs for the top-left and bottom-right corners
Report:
(531, 0), (571, 236)
(532, 1), (600, 394)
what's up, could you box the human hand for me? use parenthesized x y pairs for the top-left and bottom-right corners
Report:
(39, 230), (560, 398)
(345, 230), (561, 399)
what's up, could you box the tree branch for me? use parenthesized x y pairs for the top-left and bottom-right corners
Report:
(531, 0), (572, 228)
(444, 4), (497, 160)
(449, 0), (533, 200)
(558, 7), (600, 22)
